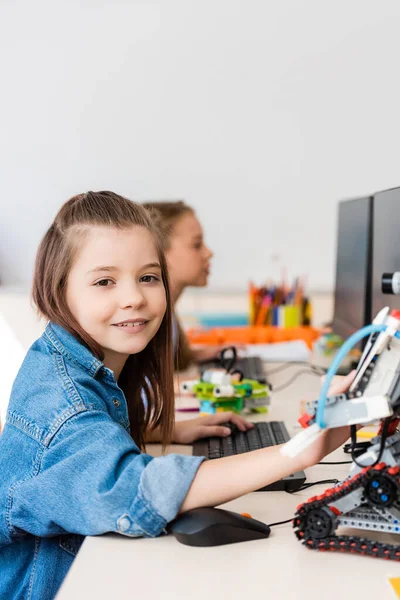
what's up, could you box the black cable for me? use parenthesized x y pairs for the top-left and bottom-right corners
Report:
(266, 361), (326, 376)
(285, 478), (339, 494)
(268, 479), (341, 527)
(274, 362), (326, 375)
(272, 369), (322, 393)
(318, 460), (353, 465)
(269, 518), (293, 527)
(350, 418), (391, 468)
(343, 440), (371, 456)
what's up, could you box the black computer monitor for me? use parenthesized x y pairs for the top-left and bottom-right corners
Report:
(372, 187), (400, 318)
(332, 196), (373, 340)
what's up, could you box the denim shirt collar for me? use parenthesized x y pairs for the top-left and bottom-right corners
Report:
(44, 322), (112, 379)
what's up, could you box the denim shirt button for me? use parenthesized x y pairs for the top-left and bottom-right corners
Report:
(113, 398), (120, 408)
(118, 516), (131, 532)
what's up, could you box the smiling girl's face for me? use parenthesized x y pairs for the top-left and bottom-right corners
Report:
(66, 225), (167, 376)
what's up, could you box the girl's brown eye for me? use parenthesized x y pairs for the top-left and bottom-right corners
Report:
(141, 275), (159, 283)
(95, 279), (112, 287)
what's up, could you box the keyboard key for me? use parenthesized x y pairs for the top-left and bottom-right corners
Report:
(271, 421), (289, 445)
(221, 436), (235, 456)
(233, 431), (250, 454)
(246, 427), (262, 450)
(208, 437), (222, 459)
(257, 424), (275, 447)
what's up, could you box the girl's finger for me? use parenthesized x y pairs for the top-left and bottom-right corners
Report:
(215, 411), (254, 431)
(229, 414), (254, 431)
(200, 411), (254, 432)
(328, 370), (357, 395)
(210, 411), (245, 430)
(206, 411), (234, 424)
(198, 425), (231, 438)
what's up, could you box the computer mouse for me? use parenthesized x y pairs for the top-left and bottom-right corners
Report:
(167, 507), (271, 547)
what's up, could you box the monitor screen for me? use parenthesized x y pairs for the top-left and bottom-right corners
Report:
(332, 196), (372, 340)
(372, 187), (400, 319)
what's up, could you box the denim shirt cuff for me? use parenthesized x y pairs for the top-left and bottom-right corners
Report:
(118, 454), (205, 537)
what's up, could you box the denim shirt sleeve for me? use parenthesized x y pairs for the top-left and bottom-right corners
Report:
(10, 410), (205, 539)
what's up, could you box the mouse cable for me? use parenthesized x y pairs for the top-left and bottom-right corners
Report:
(268, 478), (340, 527)
(285, 478), (339, 494)
(268, 517), (293, 527)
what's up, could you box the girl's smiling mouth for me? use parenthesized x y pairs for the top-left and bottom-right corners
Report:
(112, 319), (149, 332)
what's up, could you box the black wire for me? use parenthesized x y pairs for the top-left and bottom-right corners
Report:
(318, 461), (353, 465)
(285, 478), (339, 494)
(272, 369), (322, 393)
(269, 518), (293, 527)
(266, 361), (326, 376)
(350, 418), (391, 468)
(343, 441), (370, 456)
(269, 362), (326, 375)
(268, 478), (340, 527)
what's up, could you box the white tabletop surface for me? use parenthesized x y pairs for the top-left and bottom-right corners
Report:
(57, 364), (400, 600)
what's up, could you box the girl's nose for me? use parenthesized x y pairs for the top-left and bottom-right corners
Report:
(120, 283), (146, 309)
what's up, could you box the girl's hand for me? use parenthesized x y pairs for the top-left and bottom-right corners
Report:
(299, 369), (357, 468)
(173, 412), (254, 445)
(325, 369), (357, 396)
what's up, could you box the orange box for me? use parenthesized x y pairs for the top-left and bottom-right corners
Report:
(186, 326), (321, 349)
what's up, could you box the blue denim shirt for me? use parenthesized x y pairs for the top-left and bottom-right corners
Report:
(0, 323), (204, 600)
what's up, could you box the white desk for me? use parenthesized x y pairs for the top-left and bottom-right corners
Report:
(57, 365), (400, 600)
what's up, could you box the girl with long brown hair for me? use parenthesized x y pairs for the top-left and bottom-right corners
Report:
(0, 191), (352, 599)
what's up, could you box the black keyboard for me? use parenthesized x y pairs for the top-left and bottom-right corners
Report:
(193, 421), (306, 492)
(202, 355), (267, 384)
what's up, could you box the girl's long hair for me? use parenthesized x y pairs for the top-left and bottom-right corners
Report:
(32, 191), (174, 450)
(142, 200), (194, 371)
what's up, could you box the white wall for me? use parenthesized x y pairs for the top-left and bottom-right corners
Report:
(2, 0), (400, 291)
